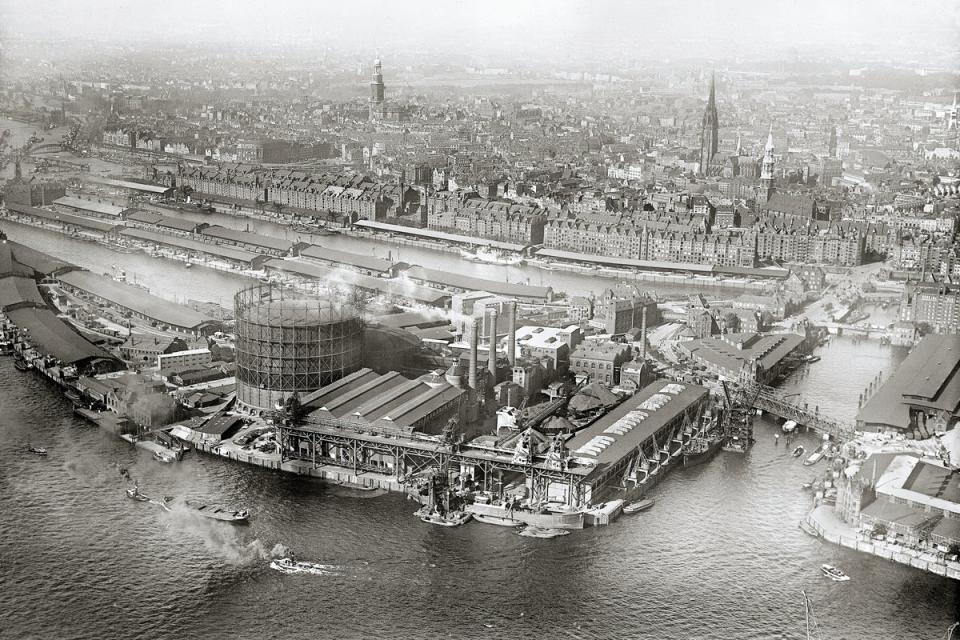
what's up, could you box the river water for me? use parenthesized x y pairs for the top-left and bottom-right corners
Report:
(0, 224), (956, 639)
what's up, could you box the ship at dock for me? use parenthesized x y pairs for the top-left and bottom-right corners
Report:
(467, 496), (586, 529)
(459, 246), (525, 266)
(682, 413), (723, 468)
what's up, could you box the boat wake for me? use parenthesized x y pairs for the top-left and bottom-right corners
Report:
(159, 503), (270, 566)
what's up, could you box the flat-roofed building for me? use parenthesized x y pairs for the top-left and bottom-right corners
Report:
(54, 196), (128, 219)
(512, 325), (581, 369)
(157, 347), (212, 371)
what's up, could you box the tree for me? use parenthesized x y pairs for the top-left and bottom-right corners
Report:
(722, 312), (740, 333)
(917, 322), (933, 337)
(871, 522), (888, 538)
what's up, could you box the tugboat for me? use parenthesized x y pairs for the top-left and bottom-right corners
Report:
(518, 526), (570, 539)
(184, 500), (250, 523)
(27, 444), (48, 456)
(125, 482), (150, 502)
(623, 498), (655, 514)
(269, 557), (334, 575)
(820, 564), (850, 582)
(416, 506), (472, 527)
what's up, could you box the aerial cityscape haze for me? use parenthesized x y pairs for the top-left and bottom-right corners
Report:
(1, 1), (960, 638)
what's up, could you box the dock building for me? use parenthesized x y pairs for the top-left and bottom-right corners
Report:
(678, 331), (805, 384)
(57, 270), (220, 336)
(857, 334), (960, 434)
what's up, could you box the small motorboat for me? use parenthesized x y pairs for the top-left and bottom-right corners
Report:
(27, 445), (48, 456)
(782, 420), (798, 434)
(14, 358), (31, 372)
(125, 483), (150, 502)
(518, 526), (570, 539)
(270, 557), (335, 575)
(792, 446), (805, 458)
(801, 482), (813, 490)
(418, 508), (472, 527)
(820, 564), (850, 582)
(623, 498), (655, 514)
(804, 355), (821, 363)
(184, 500), (250, 523)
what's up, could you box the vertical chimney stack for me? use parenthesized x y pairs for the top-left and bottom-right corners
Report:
(468, 317), (480, 389)
(507, 301), (517, 365)
(640, 305), (647, 361)
(488, 308), (499, 380)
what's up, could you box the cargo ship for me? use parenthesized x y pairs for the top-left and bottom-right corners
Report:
(682, 414), (722, 467)
(467, 497), (584, 530)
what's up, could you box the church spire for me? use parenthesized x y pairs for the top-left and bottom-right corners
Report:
(698, 71), (720, 177)
(761, 125), (776, 202)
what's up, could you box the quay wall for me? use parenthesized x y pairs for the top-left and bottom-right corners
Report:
(805, 508), (960, 580)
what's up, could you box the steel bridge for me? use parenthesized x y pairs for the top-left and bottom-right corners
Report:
(741, 382), (855, 440)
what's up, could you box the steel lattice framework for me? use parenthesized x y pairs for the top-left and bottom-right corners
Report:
(234, 283), (363, 411)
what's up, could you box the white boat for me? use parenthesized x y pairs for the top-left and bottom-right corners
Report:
(820, 564), (850, 582)
(623, 498), (655, 514)
(153, 450), (177, 463)
(418, 508), (472, 527)
(518, 526), (570, 539)
(270, 557), (335, 576)
(782, 420), (798, 434)
(459, 247), (525, 266)
(804, 446), (826, 466)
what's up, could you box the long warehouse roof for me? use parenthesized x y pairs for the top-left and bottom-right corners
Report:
(354, 220), (527, 252)
(264, 259), (450, 304)
(404, 265), (551, 300)
(58, 270), (217, 330)
(6, 202), (122, 233)
(119, 228), (262, 264)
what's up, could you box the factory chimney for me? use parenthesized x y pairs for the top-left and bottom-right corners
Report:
(488, 307), (499, 381)
(640, 305), (647, 361)
(468, 317), (480, 390)
(507, 301), (517, 365)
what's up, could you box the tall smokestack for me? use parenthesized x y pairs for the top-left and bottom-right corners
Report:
(468, 317), (479, 390)
(640, 305), (647, 361)
(507, 301), (516, 365)
(488, 308), (499, 381)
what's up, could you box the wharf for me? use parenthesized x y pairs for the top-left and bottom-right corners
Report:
(192, 438), (402, 491)
(805, 505), (960, 580)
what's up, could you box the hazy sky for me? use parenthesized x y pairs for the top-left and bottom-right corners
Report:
(1, 0), (958, 64)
